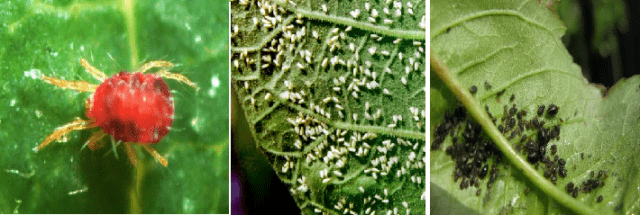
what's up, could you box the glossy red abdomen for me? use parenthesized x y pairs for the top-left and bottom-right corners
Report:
(86, 71), (174, 144)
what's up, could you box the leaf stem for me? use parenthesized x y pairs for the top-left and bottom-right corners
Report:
(121, 0), (138, 68)
(430, 49), (593, 215)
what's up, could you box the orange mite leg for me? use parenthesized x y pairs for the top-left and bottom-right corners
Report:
(142, 145), (168, 167)
(156, 69), (199, 90)
(41, 75), (98, 92)
(133, 60), (174, 74)
(124, 143), (138, 166)
(81, 130), (107, 151)
(35, 119), (96, 152)
(80, 58), (108, 82)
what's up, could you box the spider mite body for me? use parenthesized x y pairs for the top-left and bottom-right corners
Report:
(35, 58), (198, 167)
(88, 72), (174, 144)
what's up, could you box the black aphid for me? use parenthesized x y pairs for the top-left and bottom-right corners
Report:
(510, 94), (515, 102)
(551, 145), (557, 155)
(566, 182), (574, 192)
(598, 171), (603, 179)
(537, 105), (545, 116)
(559, 168), (567, 177)
(485, 81), (492, 89)
(597, 195), (603, 203)
(572, 189), (578, 198)
(460, 178), (469, 189)
(581, 153), (584, 160)
(547, 104), (559, 116)
(508, 118), (516, 128)
(497, 89), (506, 97)
(470, 85), (478, 94)
(509, 107), (517, 115)
(476, 189), (481, 196)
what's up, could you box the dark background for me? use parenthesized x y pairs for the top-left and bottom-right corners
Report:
(558, 0), (639, 87)
(230, 85), (300, 215)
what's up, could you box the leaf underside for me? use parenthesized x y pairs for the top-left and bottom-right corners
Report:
(431, 0), (640, 214)
(232, 0), (426, 214)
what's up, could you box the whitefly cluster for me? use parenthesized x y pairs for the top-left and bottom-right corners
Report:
(231, 0), (426, 214)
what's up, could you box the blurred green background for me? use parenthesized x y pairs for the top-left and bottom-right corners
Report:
(0, 0), (229, 213)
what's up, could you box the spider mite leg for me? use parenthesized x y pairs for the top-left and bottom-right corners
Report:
(132, 60), (175, 74)
(106, 136), (122, 160)
(156, 69), (200, 90)
(124, 142), (138, 166)
(80, 130), (107, 151)
(34, 119), (96, 152)
(142, 145), (168, 167)
(40, 75), (98, 92)
(80, 58), (108, 82)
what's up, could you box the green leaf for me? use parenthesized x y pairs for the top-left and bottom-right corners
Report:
(231, 0), (426, 214)
(431, 0), (640, 214)
(0, 0), (228, 213)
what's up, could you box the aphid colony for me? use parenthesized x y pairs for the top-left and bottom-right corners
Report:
(431, 103), (502, 198)
(565, 170), (607, 200)
(434, 84), (609, 203)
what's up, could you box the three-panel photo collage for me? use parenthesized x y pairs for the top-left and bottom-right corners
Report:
(3, 0), (636, 214)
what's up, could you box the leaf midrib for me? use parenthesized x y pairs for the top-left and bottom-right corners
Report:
(431, 49), (594, 215)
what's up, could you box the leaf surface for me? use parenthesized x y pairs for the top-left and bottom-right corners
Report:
(431, 0), (640, 214)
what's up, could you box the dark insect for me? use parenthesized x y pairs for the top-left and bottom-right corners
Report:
(598, 171), (603, 179)
(476, 189), (482, 196)
(537, 105), (545, 116)
(509, 107), (517, 116)
(460, 178), (469, 189)
(566, 182), (574, 192)
(497, 89), (506, 97)
(550, 145), (557, 155)
(485, 81), (492, 89)
(470, 85), (478, 94)
(558, 159), (566, 165)
(547, 104), (559, 116)
(597, 195), (604, 203)
(572, 189), (578, 198)
(479, 165), (488, 178)
(510, 94), (515, 102)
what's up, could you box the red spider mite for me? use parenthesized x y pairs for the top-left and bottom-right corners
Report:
(34, 58), (198, 167)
